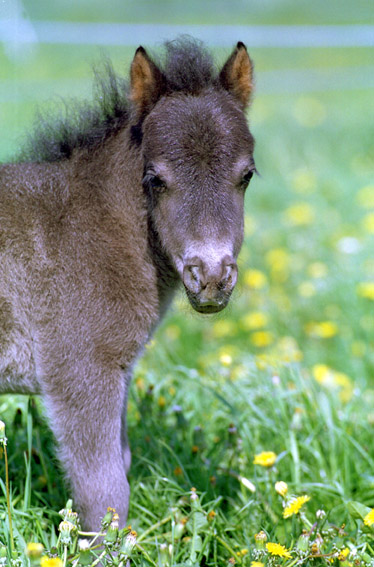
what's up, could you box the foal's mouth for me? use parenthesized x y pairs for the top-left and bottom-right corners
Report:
(185, 289), (232, 314)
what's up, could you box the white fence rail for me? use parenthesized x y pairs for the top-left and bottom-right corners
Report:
(0, 21), (374, 47)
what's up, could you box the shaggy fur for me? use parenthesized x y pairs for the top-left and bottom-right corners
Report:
(0, 38), (256, 529)
(20, 38), (221, 163)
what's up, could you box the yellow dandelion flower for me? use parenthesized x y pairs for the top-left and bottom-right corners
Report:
(265, 247), (289, 269)
(308, 262), (328, 279)
(253, 451), (277, 467)
(362, 212), (374, 233)
(338, 548), (350, 560)
(291, 168), (317, 194)
(218, 345), (238, 359)
(357, 184), (374, 209)
(284, 202), (315, 226)
(313, 364), (333, 384)
(265, 248), (290, 283)
(135, 377), (145, 391)
(334, 372), (352, 389)
(266, 542), (292, 558)
(251, 562), (264, 567)
(298, 281), (316, 298)
(25, 543), (44, 558)
(305, 321), (338, 338)
(364, 509), (374, 526)
(243, 269), (267, 289)
(357, 282), (374, 300)
(312, 365), (353, 402)
(250, 331), (274, 348)
(277, 336), (303, 363)
(241, 311), (268, 331)
(275, 481), (288, 497)
(316, 321), (338, 338)
(212, 319), (236, 338)
(158, 395), (166, 408)
(283, 495), (310, 518)
(40, 558), (63, 567)
(220, 353), (233, 366)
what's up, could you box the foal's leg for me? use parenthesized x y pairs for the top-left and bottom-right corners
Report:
(41, 360), (130, 530)
(121, 370), (132, 474)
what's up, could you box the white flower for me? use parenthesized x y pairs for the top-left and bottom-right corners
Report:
(239, 476), (256, 492)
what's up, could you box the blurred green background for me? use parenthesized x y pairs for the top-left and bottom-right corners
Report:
(1, 0), (373, 161)
(1, 0), (374, 386)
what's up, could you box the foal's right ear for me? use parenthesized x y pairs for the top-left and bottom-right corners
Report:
(130, 46), (166, 116)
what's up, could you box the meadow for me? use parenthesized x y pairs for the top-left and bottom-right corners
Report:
(1, 2), (374, 565)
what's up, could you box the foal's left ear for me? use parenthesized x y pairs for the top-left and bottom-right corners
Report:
(219, 42), (254, 109)
(130, 46), (166, 116)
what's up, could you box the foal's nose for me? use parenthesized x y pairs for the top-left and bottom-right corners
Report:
(182, 254), (238, 313)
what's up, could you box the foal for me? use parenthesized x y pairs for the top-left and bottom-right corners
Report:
(0, 38), (256, 529)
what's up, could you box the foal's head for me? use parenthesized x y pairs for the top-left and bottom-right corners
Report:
(132, 39), (256, 313)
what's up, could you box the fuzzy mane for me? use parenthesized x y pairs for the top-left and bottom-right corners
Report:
(19, 37), (217, 163)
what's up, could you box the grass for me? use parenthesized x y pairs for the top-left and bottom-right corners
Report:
(1, 1), (374, 565)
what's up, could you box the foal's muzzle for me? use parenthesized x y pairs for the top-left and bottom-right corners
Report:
(182, 255), (238, 313)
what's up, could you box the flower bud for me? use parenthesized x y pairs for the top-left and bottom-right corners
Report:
(239, 476), (256, 493)
(59, 500), (75, 521)
(255, 531), (267, 550)
(275, 481), (288, 497)
(208, 510), (216, 522)
(77, 540), (92, 566)
(190, 487), (199, 505)
(78, 540), (89, 551)
(174, 518), (187, 539)
(105, 514), (119, 544)
(159, 543), (169, 566)
(0, 421), (7, 446)
(25, 542), (44, 559)
(120, 530), (137, 558)
(59, 520), (76, 544)
(101, 507), (115, 528)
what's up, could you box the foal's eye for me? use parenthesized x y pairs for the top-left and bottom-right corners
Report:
(146, 175), (166, 191)
(240, 169), (254, 190)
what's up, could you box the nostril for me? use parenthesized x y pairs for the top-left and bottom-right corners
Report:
(183, 264), (203, 294)
(223, 264), (232, 280)
(220, 263), (237, 290)
(189, 265), (201, 283)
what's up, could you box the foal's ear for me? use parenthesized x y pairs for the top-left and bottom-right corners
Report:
(219, 42), (254, 109)
(130, 46), (166, 115)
